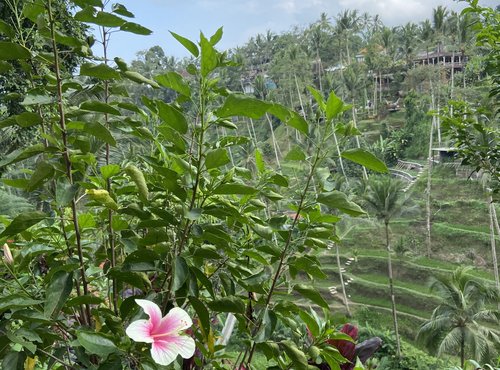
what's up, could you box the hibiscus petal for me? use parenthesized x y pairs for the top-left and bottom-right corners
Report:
(150, 338), (179, 366)
(135, 299), (162, 328)
(155, 307), (193, 336)
(150, 334), (196, 366)
(125, 319), (154, 343)
(172, 334), (196, 359)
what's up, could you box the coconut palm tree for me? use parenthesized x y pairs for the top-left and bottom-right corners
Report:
(362, 175), (406, 357)
(419, 19), (434, 65)
(335, 9), (361, 65)
(397, 22), (419, 67)
(417, 267), (500, 367)
(433, 5), (449, 55)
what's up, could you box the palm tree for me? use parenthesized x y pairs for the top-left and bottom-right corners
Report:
(335, 9), (361, 65)
(417, 267), (500, 367)
(363, 176), (406, 357)
(419, 19), (434, 65)
(433, 5), (449, 55)
(397, 22), (419, 67)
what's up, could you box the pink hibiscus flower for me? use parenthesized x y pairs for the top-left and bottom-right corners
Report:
(126, 299), (196, 366)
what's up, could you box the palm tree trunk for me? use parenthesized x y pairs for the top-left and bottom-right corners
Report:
(385, 221), (401, 357)
(333, 131), (349, 186)
(460, 327), (465, 368)
(265, 113), (281, 168)
(352, 101), (368, 180)
(294, 74), (306, 125)
(426, 94), (435, 257)
(488, 193), (500, 297)
(336, 243), (351, 317)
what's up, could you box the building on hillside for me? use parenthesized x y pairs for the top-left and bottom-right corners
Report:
(412, 51), (467, 73)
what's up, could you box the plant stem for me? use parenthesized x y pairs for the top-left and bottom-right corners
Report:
(244, 126), (326, 366)
(47, 0), (91, 327)
(38, 348), (74, 369)
(100, 20), (118, 316)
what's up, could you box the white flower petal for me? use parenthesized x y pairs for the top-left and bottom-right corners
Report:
(135, 299), (162, 327)
(174, 335), (196, 359)
(150, 338), (179, 366)
(156, 307), (193, 335)
(126, 320), (154, 343)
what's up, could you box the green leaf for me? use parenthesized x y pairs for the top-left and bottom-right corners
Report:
(80, 62), (120, 80)
(80, 101), (121, 115)
(207, 296), (245, 314)
(112, 3), (134, 17)
(0, 143), (46, 167)
(0, 41), (31, 60)
(217, 94), (271, 119)
(75, 7), (126, 27)
(213, 184), (258, 195)
(210, 27), (223, 45)
(0, 60), (13, 74)
(123, 249), (160, 271)
(0, 211), (46, 238)
(0, 20), (15, 39)
(2, 351), (27, 370)
(21, 91), (53, 105)
(100, 164), (121, 180)
(22, 0), (44, 22)
(170, 31), (199, 57)
(14, 112), (42, 127)
(78, 213), (96, 229)
(255, 308), (277, 343)
(326, 91), (344, 120)
(27, 161), (54, 191)
(317, 191), (365, 216)
(251, 223), (273, 240)
(108, 269), (151, 290)
(281, 340), (309, 370)
(205, 148), (230, 169)
(154, 71), (191, 97)
(156, 101), (188, 134)
(71, 0), (103, 7)
(191, 267), (214, 298)
(67, 121), (117, 146)
(299, 309), (320, 337)
(285, 146), (306, 161)
(120, 22), (152, 35)
(200, 32), (218, 77)
(44, 271), (73, 319)
(293, 284), (329, 309)
(66, 295), (104, 307)
(123, 71), (159, 87)
(341, 148), (388, 173)
(172, 256), (189, 291)
(307, 86), (325, 110)
(269, 174), (289, 187)
(268, 104), (308, 135)
(0, 294), (43, 313)
(188, 296), (210, 337)
(76, 331), (117, 357)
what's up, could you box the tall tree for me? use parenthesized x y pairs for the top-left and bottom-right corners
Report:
(363, 176), (406, 357)
(417, 267), (500, 367)
(397, 22), (419, 67)
(335, 9), (361, 65)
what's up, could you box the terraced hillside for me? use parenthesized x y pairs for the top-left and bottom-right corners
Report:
(310, 164), (498, 344)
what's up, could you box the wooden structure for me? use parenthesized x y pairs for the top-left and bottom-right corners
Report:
(413, 51), (467, 73)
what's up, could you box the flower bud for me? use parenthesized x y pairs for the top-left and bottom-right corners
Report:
(3, 243), (14, 265)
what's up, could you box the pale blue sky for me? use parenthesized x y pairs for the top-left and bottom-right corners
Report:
(95, 0), (498, 62)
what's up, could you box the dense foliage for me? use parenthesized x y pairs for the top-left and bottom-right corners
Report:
(0, 0), (499, 369)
